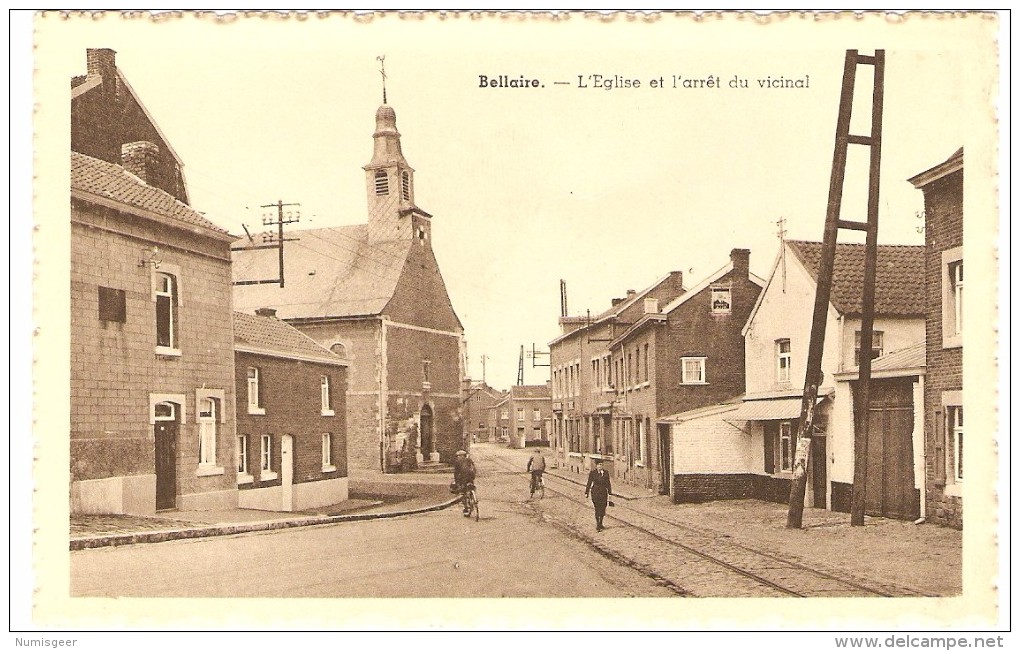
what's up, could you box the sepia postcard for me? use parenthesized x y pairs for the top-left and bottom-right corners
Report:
(24, 9), (1004, 636)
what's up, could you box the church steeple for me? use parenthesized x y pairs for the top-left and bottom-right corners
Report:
(363, 57), (430, 245)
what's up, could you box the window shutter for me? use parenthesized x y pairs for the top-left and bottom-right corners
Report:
(933, 409), (946, 486)
(764, 422), (775, 474)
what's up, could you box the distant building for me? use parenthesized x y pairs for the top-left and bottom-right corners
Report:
(70, 49), (237, 514)
(233, 310), (350, 511)
(462, 380), (504, 443)
(506, 384), (553, 448)
(233, 101), (464, 472)
(910, 148), (964, 529)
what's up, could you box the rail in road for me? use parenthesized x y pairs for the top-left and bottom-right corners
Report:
(487, 453), (935, 598)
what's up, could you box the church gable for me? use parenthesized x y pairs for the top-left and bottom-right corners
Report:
(383, 237), (462, 333)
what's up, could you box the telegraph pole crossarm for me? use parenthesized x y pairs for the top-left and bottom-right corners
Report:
(231, 199), (301, 288)
(786, 49), (885, 529)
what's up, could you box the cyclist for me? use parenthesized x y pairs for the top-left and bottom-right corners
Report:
(452, 450), (477, 516)
(527, 447), (546, 496)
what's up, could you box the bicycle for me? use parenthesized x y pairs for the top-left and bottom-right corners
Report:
(463, 483), (480, 521)
(529, 472), (545, 500)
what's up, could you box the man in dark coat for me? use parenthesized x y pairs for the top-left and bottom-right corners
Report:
(584, 459), (612, 531)
(453, 450), (477, 516)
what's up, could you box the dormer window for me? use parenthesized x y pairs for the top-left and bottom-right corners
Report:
(401, 171), (411, 200)
(374, 170), (389, 195)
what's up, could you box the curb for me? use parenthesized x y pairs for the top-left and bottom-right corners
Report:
(70, 497), (463, 550)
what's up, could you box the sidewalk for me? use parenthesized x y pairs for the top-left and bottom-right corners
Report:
(70, 470), (460, 550)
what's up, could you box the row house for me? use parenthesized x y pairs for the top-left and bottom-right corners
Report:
(70, 48), (238, 514)
(462, 380), (505, 443)
(662, 240), (925, 519)
(910, 148), (964, 529)
(234, 310), (350, 512)
(549, 271), (686, 479)
(233, 100), (465, 473)
(610, 249), (763, 493)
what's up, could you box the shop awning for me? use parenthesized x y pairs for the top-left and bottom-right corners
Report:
(728, 395), (827, 422)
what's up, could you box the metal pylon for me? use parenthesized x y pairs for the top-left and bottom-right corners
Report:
(786, 49), (885, 529)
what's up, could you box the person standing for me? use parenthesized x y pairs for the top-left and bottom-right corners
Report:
(585, 459), (612, 531)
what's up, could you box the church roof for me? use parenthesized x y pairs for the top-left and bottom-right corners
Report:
(232, 225), (414, 320)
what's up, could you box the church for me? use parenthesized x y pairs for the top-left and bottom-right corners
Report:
(233, 96), (465, 473)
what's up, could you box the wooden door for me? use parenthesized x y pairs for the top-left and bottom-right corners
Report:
(861, 379), (918, 520)
(281, 434), (294, 512)
(154, 421), (178, 511)
(658, 424), (671, 495)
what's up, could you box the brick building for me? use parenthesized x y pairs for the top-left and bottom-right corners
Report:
(550, 271), (685, 479)
(233, 101), (464, 473)
(909, 148), (964, 529)
(233, 310), (350, 511)
(610, 249), (763, 493)
(70, 51), (237, 514)
(462, 380), (504, 443)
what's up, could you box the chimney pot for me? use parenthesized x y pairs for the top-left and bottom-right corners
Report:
(255, 307), (278, 318)
(121, 141), (160, 185)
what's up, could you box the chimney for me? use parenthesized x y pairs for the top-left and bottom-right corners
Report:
(611, 298), (625, 306)
(667, 270), (684, 299)
(730, 248), (751, 276)
(626, 289), (636, 299)
(86, 48), (117, 80)
(255, 307), (278, 318)
(121, 141), (160, 185)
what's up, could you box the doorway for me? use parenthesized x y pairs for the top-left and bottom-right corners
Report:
(281, 434), (294, 511)
(657, 424), (671, 495)
(860, 378), (919, 520)
(153, 401), (179, 511)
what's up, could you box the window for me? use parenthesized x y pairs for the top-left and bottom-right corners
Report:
(854, 330), (885, 366)
(198, 398), (218, 466)
(237, 435), (250, 480)
(941, 248), (963, 348)
(155, 272), (178, 351)
(517, 407), (525, 421)
(635, 348), (641, 386)
(779, 422), (793, 472)
(374, 169), (389, 195)
(401, 171), (411, 200)
(98, 286), (126, 323)
(154, 401), (176, 421)
(949, 406), (963, 483)
(776, 339), (792, 383)
(329, 343), (347, 358)
(533, 407), (541, 422)
(681, 357), (707, 384)
(636, 419), (646, 465)
(322, 433), (335, 471)
(500, 409), (508, 420)
(247, 367), (264, 415)
(261, 434), (273, 475)
(643, 344), (650, 382)
(320, 375), (334, 416)
(711, 284), (732, 314)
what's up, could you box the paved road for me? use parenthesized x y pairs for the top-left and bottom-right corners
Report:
(70, 446), (675, 598)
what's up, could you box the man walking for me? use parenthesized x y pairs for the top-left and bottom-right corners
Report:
(585, 459), (612, 531)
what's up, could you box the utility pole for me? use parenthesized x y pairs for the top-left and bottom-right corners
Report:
(560, 279), (568, 318)
(480, 354), (489, 384)
(231, 200), (301, 288)
(517, 345), (525, 386)
(776, 217), (788, 293)
(786, 50), (884, 529)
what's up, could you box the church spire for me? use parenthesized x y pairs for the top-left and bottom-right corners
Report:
(377, 54), (388, 105)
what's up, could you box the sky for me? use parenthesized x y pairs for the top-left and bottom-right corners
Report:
(36, 12), (995, 390)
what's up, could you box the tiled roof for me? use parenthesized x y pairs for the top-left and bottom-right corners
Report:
(510, 385), (551, 400)
(232, 225), (413, 319)
(71, 151), (226, 234)
(786, 240), (925, 316)
(233, 311), (346, 365)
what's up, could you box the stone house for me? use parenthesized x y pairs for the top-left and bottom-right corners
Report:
(462, 380), (504, 443)
(70, 50), (236, 514)
(506, 384), (553, 449)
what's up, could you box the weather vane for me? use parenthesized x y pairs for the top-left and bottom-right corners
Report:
(377, 55), (387, 104)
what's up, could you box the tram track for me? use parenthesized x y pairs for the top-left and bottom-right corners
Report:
(488, 453), (934, 598)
